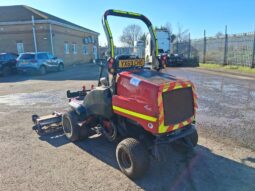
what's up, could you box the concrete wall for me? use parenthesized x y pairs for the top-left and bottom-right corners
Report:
(0, 22), (99, 65)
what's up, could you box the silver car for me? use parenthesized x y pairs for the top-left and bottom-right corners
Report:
(16, 52), (64, 75)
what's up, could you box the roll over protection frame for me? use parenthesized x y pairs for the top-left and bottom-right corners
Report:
(102, 9), (159, 61)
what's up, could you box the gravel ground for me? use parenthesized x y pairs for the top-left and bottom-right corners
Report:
(0, 64), (254, 191)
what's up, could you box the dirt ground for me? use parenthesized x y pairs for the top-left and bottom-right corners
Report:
(0, 64), (254, 191)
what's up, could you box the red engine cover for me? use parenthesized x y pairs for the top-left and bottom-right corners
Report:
(112, 70), (197, 135)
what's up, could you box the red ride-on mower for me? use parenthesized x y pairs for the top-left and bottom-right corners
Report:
(32, 10), (198, 179)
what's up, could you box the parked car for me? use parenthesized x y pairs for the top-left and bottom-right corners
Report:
(0, 53), (18, 76)
(166, 54), (185, 67)
(16, 52), (64, 75)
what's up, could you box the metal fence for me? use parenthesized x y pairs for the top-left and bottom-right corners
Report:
(173, 28), (255, 68)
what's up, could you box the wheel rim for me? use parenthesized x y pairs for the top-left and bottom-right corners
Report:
(119, 149), (131, 169)
(63, 117), (72, 136)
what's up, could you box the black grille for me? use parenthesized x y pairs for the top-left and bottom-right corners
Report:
(162, 87), (194, 125)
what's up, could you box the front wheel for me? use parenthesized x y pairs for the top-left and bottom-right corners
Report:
(116, 138), (150, 179)
(58, 63), (64, 72)
(62, 110), (80, 141)
(62, 110), (91, 141)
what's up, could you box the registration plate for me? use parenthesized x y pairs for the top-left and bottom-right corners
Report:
(21, 61), (28, 64)
(119, 59), (145, 68)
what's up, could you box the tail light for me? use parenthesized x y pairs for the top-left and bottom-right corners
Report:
(108, 58), (114, 68)
(108, 57), (115, 74)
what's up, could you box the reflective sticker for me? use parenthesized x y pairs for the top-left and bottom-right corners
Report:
(112, 106), (157, 122)
(148, 123), (154, 129)
(130, 77), (141, 86)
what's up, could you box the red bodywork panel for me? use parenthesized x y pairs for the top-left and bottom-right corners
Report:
(112, 70), (197, 135)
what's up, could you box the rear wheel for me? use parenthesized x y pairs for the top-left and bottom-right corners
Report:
(2, 66), (11, 77)
(39, 66), (47, 75)
(116, 138), (150, 179)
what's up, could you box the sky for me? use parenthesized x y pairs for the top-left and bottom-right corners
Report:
(0, 0), (255, 46)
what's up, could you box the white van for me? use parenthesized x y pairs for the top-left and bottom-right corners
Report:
(145, 29), (170, 63)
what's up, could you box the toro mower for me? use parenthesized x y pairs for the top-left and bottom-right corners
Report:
(32, 9), (198, 179)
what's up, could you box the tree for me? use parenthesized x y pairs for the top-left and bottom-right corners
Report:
(162, 22), (173, 35)
(119, 24), (142, 47)
(170, 34), (176, 43)
(176, 23), (189, 42)
(139, 33), (146, 43)
(155, 22), (177, 43)
(215, 31), (224, 38)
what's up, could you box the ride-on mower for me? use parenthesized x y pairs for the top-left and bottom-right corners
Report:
(32, 9), (198, 179)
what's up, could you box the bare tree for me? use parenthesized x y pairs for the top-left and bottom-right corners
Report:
(215, 31), (224, 38)
(139, 33), (146, 43)
(160, 22), (176, 43)
(163, 22), (173, 35)
(155, 22), (189, 42)
(176, 23), (189, 41)
(119, 24), (142, 47)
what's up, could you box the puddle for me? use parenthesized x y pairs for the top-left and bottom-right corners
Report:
(0, 91), (65, 106)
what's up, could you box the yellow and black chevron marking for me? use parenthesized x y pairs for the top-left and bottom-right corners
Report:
(158, 81), (197, 134)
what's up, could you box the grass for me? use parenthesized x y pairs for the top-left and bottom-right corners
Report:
(199, 63), (255, 75)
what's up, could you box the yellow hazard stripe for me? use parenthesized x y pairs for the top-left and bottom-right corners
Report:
(113, 10), (127, 14)
(105, 20), (114, 57)
(105, 20), (112, 37)
(159, 122), (167, 133)
(113, 106), (157, 122)
(172, 124), (180, 131)
(113, 10), (141, 16)
(128, 11), (141, 16)
(163, 83), (170, 92)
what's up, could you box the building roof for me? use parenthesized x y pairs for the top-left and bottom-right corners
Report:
(0, 5), (99, 35)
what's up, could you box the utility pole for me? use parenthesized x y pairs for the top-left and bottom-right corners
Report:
(32, 15), (37, 53)
(188, 33), (191, 60)
(224, 25), (228, 65)
(203, 30), (206, 63)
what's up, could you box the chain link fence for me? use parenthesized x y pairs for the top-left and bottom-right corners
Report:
(173, 29), (255, 68)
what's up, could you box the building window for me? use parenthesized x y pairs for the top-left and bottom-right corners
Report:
(72, 43), (77, 54)
(16, 42), (24, 54)
(64, 43), (69, 54)
(83, 45), (88, 55)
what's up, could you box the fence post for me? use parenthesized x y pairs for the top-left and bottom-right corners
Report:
(203, 30), (206, 63)
(252, 30), (255, 68)
(188, 33), (191, 59)
(176, 40), (179, 54)
(224, 25), (228, 65)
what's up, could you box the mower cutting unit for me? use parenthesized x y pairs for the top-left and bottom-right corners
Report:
(32, 9), (198, 179)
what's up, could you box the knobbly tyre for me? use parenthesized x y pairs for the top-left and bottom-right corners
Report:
(32, 9), (198, 179)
